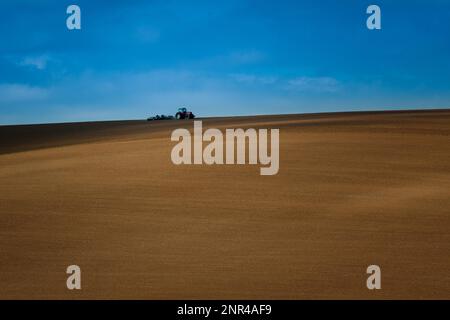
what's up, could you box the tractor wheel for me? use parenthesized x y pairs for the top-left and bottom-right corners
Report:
(189, 113), (195, 119)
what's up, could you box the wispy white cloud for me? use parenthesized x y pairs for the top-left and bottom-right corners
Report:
(229, 73), (340, 93)
(230, 73), (277, 85)
(19, 54), (51, 70)
(0, 83), (49, 102)
(286, 76), (340, 93)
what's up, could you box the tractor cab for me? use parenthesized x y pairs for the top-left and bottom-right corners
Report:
(175, 106), (195, 120)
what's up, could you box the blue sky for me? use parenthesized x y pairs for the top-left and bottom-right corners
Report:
(1, 0), (450, 124)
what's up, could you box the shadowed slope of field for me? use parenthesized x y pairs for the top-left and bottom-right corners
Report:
(0, 110), (449, 299)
